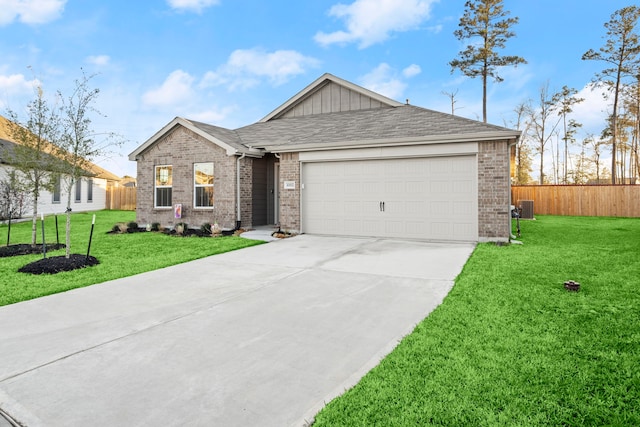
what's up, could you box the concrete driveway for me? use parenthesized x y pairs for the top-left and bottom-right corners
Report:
(0, 235), (474, 427)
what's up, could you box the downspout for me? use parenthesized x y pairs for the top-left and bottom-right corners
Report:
(236, 153), (246, 230)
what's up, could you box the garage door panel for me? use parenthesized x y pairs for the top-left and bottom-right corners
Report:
(430, 222), (452, 239)
(302, 156), (477, 241)
(361, 181), (380, 194)
(452, 179), (473, 194)
(362, 220), (383, 234)
(429, 180), (451, 193)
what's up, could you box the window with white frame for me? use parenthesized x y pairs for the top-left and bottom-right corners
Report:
(194, 162), (214, 208)
(52, 175), (61, 204)
(155, 165), (173, 208)
(87, 179), (93, 202)
(75, 179), (82, 202)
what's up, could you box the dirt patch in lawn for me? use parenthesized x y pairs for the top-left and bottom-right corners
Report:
(18, 254), (100, 275)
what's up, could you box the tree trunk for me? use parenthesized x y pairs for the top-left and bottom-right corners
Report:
(611, 63), (623, 184)
(482, 59), (488, 123)
(65, 178), (73, 258)
(31, 191), (38, 246)
(66, 210), (71, 258)
(31, 213), (37, 247)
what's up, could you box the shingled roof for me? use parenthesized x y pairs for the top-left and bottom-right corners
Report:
(237, 104), (519, 152)
(130, 73), (520, 159)
(0, 115), (121, 182)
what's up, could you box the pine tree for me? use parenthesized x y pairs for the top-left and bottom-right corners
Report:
(450, 0), (526, 122)
(582, 6), (640, 184)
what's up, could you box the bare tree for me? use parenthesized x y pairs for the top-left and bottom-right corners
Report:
(0, 170), (30, 221)
(529, 82), (561, 184)
(585, 135), (609, 182)
(621, 75), (640, 181)
(508, 101), (534, 184)
(570, 140), (591, 184)
(441, 89), (460, 115)
(5, 86), (61, 245)
(582, 5), (640, 184)
(450, 0), (527, 122)
(56, 71), (123, 258)
(552, 86), (584, 183)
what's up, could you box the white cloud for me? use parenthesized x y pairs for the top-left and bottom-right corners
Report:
(189, 106), (235, 124)
(0, 0), (66, 25)
(167, 0), (219, 13)
(572, 83), (611, 136)
(201, 48), (321, 90)
(402, 64), (421, 78)
(314, 0), (437, 48)
(0, 73), (40, 108)
(142, 70), (195, 108)
(0, 73), (39, 93)
(86, 55), (111, 66)
(360, 63), (421, 100)
(360, 63), (406, 100)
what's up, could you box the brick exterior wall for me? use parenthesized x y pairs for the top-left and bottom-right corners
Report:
(477, 140), (511, 241)
(135, 124), (511, 240)
(278, 146), (511, 241)
(239, 156), (253, 229)
(135, 126), (252, 230)
(278, 152), (300, 233)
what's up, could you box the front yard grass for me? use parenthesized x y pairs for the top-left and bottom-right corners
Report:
(0, 210), (262, 306)
(313, 215), (640, 426)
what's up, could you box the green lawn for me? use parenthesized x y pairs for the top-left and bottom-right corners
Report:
(0, 210), (262, 306)
(313, 216), (640, 426)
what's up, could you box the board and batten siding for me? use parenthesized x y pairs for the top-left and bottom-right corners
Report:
(279, 81), (389, 118)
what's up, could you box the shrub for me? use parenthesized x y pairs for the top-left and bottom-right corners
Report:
(150, 222), (161, 232)
(127, 221), (139, 232)
(200, 223), (212, 234)
(175, 222), (188, 235)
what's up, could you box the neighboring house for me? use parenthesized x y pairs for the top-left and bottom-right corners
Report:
(129, 73), (520, 242)
(120, 175), (137, 187)
(0, 115), (122, 218)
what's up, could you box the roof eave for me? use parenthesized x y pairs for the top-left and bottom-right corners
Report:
(259, 131), (521, 153)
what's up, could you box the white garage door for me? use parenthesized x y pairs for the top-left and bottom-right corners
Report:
(301, 156), (477, 241)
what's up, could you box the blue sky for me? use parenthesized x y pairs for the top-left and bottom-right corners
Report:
(0, 0), (632, 177)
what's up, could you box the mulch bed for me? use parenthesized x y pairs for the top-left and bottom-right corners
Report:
(162, 228), (214, 237)
(0, 243), (66, 258)
(108, 228), (239, 237)
(18, 254), (100, 275)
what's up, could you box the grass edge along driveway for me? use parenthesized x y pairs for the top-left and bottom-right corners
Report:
(0, 210), (263, 307)
(312, 216), (640, 426)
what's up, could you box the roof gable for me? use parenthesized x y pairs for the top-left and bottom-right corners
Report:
(260, 73), (403, 122)
(128, 117), (261, 161)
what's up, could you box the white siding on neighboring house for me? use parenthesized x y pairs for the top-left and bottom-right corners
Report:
(37, 176), (108, 215)
(0, 165), (108, 217)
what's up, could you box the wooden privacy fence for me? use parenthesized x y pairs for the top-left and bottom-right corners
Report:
(512, 185), (640, 217)
(106, 186), (136, 211)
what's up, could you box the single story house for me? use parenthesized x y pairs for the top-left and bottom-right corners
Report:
(0, 115), (121, 218)
(129, 73), (520, 242)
